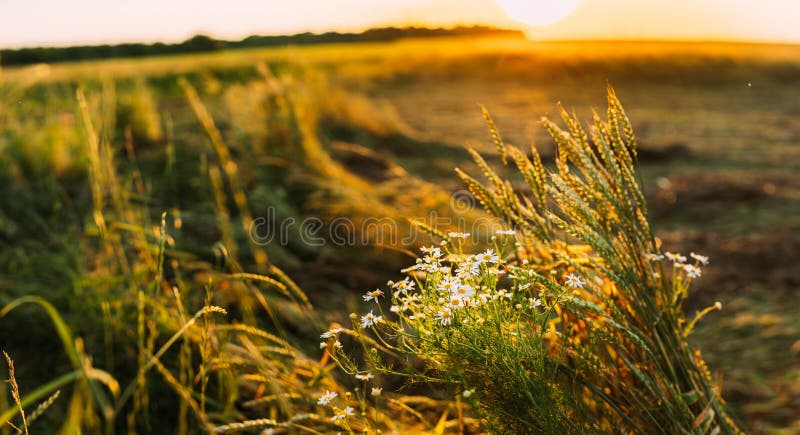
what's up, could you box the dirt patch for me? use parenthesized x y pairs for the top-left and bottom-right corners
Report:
(636, 141), (691, 162)
(647, 172), (793, 218)
(329, 140), (408, 182)
(657, 228), (800, 307)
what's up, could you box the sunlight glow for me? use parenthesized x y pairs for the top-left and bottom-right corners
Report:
(495, 0), (581, 26)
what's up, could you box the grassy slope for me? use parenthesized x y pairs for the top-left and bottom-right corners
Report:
(1, 36), (798, 432)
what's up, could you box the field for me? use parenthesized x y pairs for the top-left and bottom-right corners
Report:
(1, 35), (799, 433)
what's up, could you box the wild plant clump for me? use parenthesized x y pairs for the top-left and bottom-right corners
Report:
(328, 88), (741, 433)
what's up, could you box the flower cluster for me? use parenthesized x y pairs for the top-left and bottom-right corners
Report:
(348, 231), (580, 334)
(322, 228), (600, 429)
(320, 327), (343, 350)
(316, 389), (355, 425)
(647, 250), (709, 280)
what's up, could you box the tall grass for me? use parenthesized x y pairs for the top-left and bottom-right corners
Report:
(1, 49), (748, 432)
(1, 65), (459, 432)
(333, 87), (742, 433)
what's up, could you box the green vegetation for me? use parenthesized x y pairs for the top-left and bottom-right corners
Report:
(1, 35), (798, 433)
(331, 92), (739, 433)
(0, 26), (522, 66)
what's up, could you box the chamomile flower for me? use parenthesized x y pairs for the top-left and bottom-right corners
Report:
(496, 229), (516, 236)
(317, 390), (338, 406)
(449, 296), (466, 308)
(331, 406), (355, 422)
(436, 308), (453, 325)
(476, 249), (499, 264)
(390, 277), (416, 294)
(690, 252), (709, 265)
(355, 373), (374, 381)
(320, 327), (343, 339)
(494, 289), (513, 300)
(664, 252), (687, 263)
(565, 273), (585, 288)
(422, 253), (442, 264)
(684, 264), (702, 279)
(420, 246), (442, 257)
(360, 311), (382, 329)
(451, 284), (475, 301)
(362, 289), (384, 303)
(414, 259), (441, 274)
(529, 297), (542, 309)
(437, 276), (460, 293)
(371, 387), (383, 396)
(456, 260), (480, 278)
(645, 252), (664, 261)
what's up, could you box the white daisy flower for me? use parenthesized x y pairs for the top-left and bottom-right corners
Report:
(362, 289), (384, 303)
(360, 311), (382, 329)
(422, 253), (442, 264)
(565, 273), (585, 288)
(684, 264), (702, 279)
(420, 246), (442, 258)
(529, 297), (542, 309)
(436, 308), (453, 325)
(690, 252), (709, 265)
(320, 327), (343, 339)
(438, 276), (460, 293)
(493, 289), (513, 300)
(330, 406), (355, 422)
(355, 373), (374, 381)
(392, 277), (415, 294)
(371, 387), (382, 396)
(456, 260), (480, 278)
(451, 284), (475, 301)
(317, 390), (337, 406)
(414, 261), (441, 274)
(476, 249), (499, 264)
(645, 252), (664, 261)
(664, 252), (687, 263)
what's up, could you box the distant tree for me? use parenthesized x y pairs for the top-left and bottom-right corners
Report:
(180, 34), (223, 52)
(0, 26), (523, 66)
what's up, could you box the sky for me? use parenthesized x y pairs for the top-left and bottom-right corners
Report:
(1, 0), (799, 48)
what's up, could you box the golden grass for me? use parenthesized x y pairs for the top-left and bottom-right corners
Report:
(3, 36), (799, 85)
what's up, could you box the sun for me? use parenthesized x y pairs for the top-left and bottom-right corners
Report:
(495, 0), (581, 27)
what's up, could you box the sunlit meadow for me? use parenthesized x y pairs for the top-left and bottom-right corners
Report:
(1, 19), (799, 435)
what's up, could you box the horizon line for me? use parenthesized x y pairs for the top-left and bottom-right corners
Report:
(3, 23), (800, 51)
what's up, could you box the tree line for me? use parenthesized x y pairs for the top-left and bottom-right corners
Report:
(0, 26), (523, 66)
